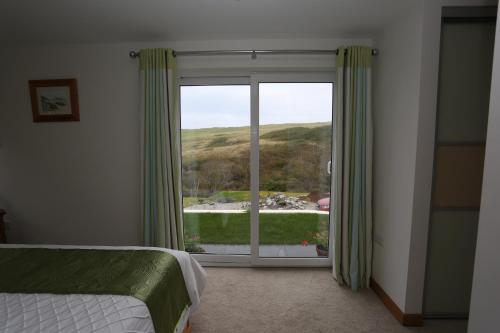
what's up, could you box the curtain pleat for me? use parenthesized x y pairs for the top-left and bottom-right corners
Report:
(334, 46), (373, 291)
(140, 48), (184, 250)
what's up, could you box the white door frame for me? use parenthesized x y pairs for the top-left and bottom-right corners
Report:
(180, 71), (336, 267)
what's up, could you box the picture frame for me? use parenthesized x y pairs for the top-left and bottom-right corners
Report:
(29, 79), (80, 122)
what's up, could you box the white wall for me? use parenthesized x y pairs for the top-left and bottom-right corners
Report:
(0, 43), (142, 245)
(372, 0), (498, 315)
(468, 5), (500, 332)
(0, 38), (370, 245)
(404, 0), (442, 313)
(372, 2), (425, 312)
(404, 0), (498, 315)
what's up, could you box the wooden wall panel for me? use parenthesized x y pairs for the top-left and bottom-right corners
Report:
(433, 145), (485, 209)
(437, 22), (495, 143)
(424, 211), (479, 315)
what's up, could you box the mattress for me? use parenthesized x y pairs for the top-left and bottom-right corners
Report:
(0, 245), (207, 333)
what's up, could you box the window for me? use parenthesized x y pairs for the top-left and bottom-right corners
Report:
(180, 73), (334, 266)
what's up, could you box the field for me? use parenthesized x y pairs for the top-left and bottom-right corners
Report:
(183, 212), (330, 246)
(181, 122), (333, 197)
(181, 122), (331, 158)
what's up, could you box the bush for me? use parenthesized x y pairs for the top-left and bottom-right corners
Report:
(263, 179), (287, 192)
(211, 193), (236, 203)
(184, 243), (206, 253)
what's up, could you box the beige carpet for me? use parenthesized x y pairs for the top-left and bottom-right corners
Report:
(190, 268), (467, 333)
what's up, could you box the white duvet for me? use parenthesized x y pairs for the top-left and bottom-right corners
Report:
(0, 245), (207, 333)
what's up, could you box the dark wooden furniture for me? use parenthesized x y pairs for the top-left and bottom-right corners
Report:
(0, 209), (6, 243)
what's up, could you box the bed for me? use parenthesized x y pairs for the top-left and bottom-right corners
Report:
(0, 244), (207, 333)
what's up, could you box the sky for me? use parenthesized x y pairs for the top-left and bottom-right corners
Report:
(180, 83), (333, 129)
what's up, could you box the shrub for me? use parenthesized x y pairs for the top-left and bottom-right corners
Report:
(263, 179), (287, 192)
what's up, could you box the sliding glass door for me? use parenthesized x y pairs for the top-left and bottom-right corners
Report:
(180, 73), (334, 265)
(257, 81), (333, 258)
(180, 80), (251, 257)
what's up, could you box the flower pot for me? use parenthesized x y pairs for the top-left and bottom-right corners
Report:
(316, 244), (328, 257)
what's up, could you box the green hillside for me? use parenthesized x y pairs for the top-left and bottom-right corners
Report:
(181, 122), (332, 197)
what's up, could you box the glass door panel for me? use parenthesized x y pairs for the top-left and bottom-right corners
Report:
(180, 85), (251, 255)
(258, 83), (333, 258)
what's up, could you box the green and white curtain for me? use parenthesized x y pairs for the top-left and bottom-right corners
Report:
(140, 48), (184, 250)
(334, 46), (373, 291)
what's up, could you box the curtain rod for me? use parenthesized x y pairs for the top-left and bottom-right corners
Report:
(128, 48), (379, 59)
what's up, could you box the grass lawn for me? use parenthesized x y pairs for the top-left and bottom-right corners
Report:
(183, 212), (329, 245)
(183, 197), (203, 207)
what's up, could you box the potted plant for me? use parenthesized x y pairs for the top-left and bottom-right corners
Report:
(314, 231), (329, 257)
(184, 235), (206, 253)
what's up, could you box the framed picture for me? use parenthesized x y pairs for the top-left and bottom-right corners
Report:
(29, 79), (80, 122)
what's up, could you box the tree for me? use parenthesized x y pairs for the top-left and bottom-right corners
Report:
(199, 158), (233, 194)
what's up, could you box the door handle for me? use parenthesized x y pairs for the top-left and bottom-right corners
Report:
(327, 161), (332, 175)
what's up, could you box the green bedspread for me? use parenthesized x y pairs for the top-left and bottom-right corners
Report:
(0, 248), (191, 333)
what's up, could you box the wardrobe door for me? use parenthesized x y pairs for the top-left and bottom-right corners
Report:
(424, 19), (495, 317)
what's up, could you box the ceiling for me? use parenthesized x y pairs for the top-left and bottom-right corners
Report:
(0, 0), (416, 45)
